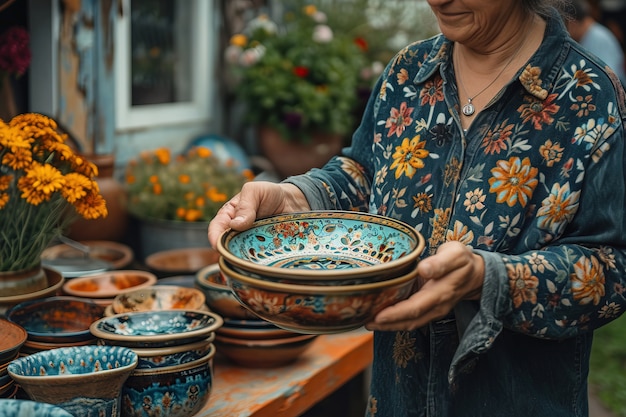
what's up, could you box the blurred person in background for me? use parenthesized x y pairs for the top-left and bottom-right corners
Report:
(567, 0), (626, 86)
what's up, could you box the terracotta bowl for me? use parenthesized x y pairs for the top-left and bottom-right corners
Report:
(90, 309), (223, 348)
(219, 256), (418, 334)
(121, 344), (215, 417)
(0, 399), (74, 417)
(42, 240), (134, 270)
(214, 333), (317, 368)
(195, 264), (257, 319)
(6, 296), (104, 344)
(62, 270), (157, 299)
(0, 267), (65, 316)
(145, 247), (220, 277)
(8, 345), (138, 417)
(217, 210), (425, 283)
(111, 285), (206, 314)
(0, 318), (27, 365)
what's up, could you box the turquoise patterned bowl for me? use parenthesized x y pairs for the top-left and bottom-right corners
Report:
(217, 211), (425, 283)
(0, 399), (74, 417)
(7, 345), (138, 417)
(219, 257), (419, 334)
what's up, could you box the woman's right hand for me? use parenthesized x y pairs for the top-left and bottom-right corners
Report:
(207, 181), (311, 247)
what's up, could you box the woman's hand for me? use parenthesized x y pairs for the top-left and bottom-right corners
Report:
(208, 181), (311, 247)
(365, 241), (485, 332)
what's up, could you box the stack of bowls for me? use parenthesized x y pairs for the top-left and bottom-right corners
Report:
(0, 318), (27, 400)
(196, 264), (317, 367)
(61, 270), (158, 307)
(7, 344), (138, 417)
(104, 285), (207, 317)
(5, 296), (104, 356)
(89, 310), (223, 417)
(216, 210), (426, 334)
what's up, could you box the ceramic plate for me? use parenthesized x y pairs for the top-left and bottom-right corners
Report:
(0, 318), (27, 363)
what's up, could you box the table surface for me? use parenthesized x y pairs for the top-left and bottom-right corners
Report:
(197, 329), (373, 417)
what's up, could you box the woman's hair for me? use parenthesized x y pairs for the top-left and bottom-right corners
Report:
(523, 0), (572, 18)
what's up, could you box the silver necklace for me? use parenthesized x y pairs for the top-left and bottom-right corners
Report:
(456, 35), (530, 117)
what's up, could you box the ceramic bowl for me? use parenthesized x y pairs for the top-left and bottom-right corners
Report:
(42, 240), (134, 270)
(217, 317), (296, 340)
(145, 247), (220, 277)
(156, 275), (196, 288)
(131, 334), (215, 370)
(8, 345), (138, 417)
(90, 310), (223, 348)
(0, 318), (27, 364)
(214, 333), (317, 368)
(0, 399), (74, 417)
(121, 344), (215, 417)
(0, 267), (65, 316)
(6, 296), (104, 343)
(111, 285), (206, 314)
(195, 264), (257, 319)
(219, 256), (419, 334)
(217, 210), (425, 282)
(61, 270), (158, 299)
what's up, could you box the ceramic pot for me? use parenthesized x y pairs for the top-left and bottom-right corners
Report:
(0, 265), (48, 297)
(257, 126), (344, 178)
(137, 218), (211, 261)
(68, 154), (129, 242)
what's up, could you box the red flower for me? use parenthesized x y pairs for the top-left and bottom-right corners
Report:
(354, 37), (368, 51)
(0, 26), (31, 76)
(293, 66), (310, 78)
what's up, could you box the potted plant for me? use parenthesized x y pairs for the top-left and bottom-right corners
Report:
(224, 4), (368, 177)
(124, 146), (254, 258)
(0, 113), (108, 295)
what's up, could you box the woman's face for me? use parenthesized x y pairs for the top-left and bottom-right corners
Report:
(426, 0), (524, 48)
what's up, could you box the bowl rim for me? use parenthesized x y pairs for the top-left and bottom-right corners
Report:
(129, 333), (216, 357)
(62, 270), (158, 299)
(7, 344), (138, 381)
(0, 267), (64, 304)
(41, 240), (134, 270)
(129, 342), (216, 376)
(214, 333), (317, 347)
(89, 309), (223, 343)
(111, 285), (206, 314)
(195, 264), (228, 290)
(217, 210), (425, 280)
(219, 256), (419, 294)
(144, 246), (219, 272)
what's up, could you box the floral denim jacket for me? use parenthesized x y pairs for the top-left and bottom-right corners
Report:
(285, 8), (626, 417)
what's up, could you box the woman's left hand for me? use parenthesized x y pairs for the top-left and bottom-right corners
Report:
(365, 241), (485, 332)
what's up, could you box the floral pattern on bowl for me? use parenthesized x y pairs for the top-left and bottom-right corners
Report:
(219, 257), (418, 334)
(217, 210), (425, 281)
(131, 334), (215, 369)
(111, 285), (206, 314)
(90, 310), (223, 348)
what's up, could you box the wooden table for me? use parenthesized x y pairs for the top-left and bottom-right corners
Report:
(197, 329), (373, 417)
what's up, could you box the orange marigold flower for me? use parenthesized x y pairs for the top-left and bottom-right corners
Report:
(179, 174), (191, 184)
(184, 209), (203, 222)
(154, 147), (171, 165)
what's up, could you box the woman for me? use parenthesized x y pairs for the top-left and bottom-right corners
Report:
(209, 0), (626, 416)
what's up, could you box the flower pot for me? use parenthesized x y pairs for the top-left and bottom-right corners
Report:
(0, 265), (47, 297)
(257, 126), (344, 178)
(137, 218), (211, 261)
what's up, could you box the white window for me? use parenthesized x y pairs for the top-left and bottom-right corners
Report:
(115, 0), (213, 130)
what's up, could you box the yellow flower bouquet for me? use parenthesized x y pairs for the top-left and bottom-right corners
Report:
(0, 113), (108, 271)
(124, 146), (254, 223)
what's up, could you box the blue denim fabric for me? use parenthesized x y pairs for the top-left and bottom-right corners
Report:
(286, 7), (626, 417)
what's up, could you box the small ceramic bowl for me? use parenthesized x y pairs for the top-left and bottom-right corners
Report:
(8, 345), (138, 417)
(156, 275), (196, 288)
(6, 296), (104, 343)
(195, 264), (257, 319)
(145, 247), (220, 277)
(111, 285), (206, 314)
(0, 267), (65, 316)
(90, 310), (223, 348)
(0, 318), (27, 364)
(131, 334), (215, 370)
(121, 344), (215, 417)
(0, 399), (74, 417)
(42, 240), (134, 270)
(217, 210), (425, 282)
(217, 317), (297, 340)
(219, 256), (418, 334)
(214, 333), (317, 368)
(62, 270), (158, 299)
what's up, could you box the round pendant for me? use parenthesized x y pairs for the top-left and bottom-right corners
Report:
(462, 102), (475, 116)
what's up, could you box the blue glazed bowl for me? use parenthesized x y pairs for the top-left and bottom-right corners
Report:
(7, 345), (138, 417)
(121, 344), (215, 417)
(6, 296), (104, 343)
(216, 210), (425, 282)
(131, 334), (215, 370)
(0, 399), (74, 417)
(90, 310), (223, 348)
